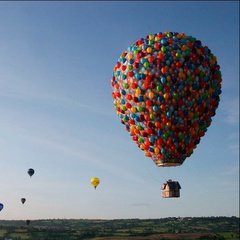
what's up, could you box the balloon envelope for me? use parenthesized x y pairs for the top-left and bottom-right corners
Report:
(0, 203), (3, 211)
(90, 177), (100, 189)
(111, 32), (222, 167)
(21, 198), (26, 204)
(27, 168), (35, 177)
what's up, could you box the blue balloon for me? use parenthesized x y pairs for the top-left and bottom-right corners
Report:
(27, 168), (35, 177)
(0, 203), (4, 211)
(166, 111), (172, 117)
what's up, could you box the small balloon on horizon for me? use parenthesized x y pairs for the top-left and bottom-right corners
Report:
(27, 168), (35, 177)
(90, 177), (100, 189)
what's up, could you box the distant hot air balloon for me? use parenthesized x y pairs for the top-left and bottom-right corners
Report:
(90, 177), (100, 189)
(21, 198), (26, 204)
(0, 203), (4, 211)
(27, 168), (35, 177)
(26, 220), (30, 225)
(111, 32), (222, 197)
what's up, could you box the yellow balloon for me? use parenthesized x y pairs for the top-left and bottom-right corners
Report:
(154, 147), (160, 154)
(149, 91), (154, 99)
(90, 177), (100, 189)
(135, 88), (141, 96)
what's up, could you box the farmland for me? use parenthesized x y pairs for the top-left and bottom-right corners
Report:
(0, 216), (239, 239)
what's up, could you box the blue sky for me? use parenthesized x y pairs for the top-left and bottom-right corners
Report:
(0, 1), (239, 220)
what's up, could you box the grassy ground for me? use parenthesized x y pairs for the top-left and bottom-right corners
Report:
(0, 217), (239, 239)
(0, 230), (239, 239)
(94, 233), (218, 240)
(0, 229), (7, 237)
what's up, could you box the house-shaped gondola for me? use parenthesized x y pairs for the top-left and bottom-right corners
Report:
(161, 179), (181, 198)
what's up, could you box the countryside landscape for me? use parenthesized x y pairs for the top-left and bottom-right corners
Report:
(0, 216), (239, 239)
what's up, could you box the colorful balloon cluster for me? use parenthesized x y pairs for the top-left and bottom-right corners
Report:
(111, 32), (222, 166)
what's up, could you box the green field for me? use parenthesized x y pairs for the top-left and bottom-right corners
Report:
(0, 216), (239, 239)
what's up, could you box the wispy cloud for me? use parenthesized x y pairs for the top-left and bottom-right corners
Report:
(0, 82), (114, 117)
(229, 143), (239, 157)
(130, 203), (151, 207)
(224, 164), (239, 177)
(0, 119), (144, 184)
(221, 97), (239, 125)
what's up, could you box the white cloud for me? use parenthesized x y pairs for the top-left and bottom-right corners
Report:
(229, 143), (239, 157)
(0, 80), (114, 117)
(221, 97), (239, 125)
(130, 203), (151, 207)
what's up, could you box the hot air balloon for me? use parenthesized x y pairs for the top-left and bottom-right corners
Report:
(0, 203), (4, 211)
(21, 198), (26, 204)
(27, 168), (35, 177)
(111, 32), (222, 197)
(26, 220), (30, 225)
(91, 177), (100, 189)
